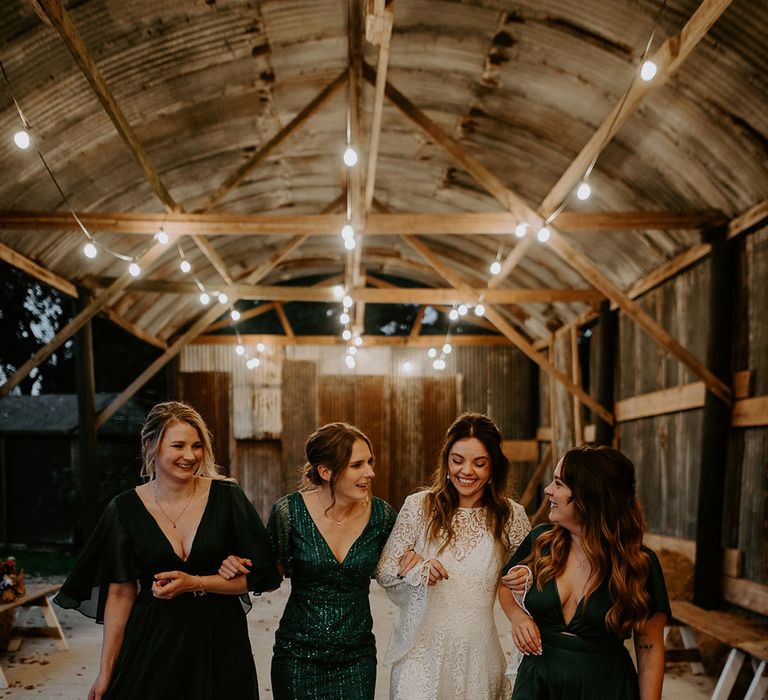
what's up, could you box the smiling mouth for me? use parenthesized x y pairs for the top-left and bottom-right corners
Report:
(455, 476), (477, 486)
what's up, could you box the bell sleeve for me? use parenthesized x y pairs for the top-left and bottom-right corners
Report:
(228, 482), (282, 594)
(53, 493), (141, 623)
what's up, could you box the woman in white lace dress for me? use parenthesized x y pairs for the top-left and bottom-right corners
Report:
(375, 412), (531, 700)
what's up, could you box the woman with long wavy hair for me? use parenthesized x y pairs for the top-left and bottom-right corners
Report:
(499, 445), (669, 700)
(375, 412), (531, 699)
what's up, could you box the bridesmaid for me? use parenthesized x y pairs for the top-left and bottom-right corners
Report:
(220, 422), (397, 700)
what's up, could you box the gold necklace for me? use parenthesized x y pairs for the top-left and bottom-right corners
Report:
(153, 480), (196, 529)
(326, 499), (366, 526)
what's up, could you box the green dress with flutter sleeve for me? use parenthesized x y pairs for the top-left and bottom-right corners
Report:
(505, 524), (670, 700)
(53, 479), (281, 699)
(267, 492), (397, 700)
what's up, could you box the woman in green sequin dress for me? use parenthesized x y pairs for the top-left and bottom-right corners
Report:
(500, 446), (670, 700)
(221, 422), (396, 700)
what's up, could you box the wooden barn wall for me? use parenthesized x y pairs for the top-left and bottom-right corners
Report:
(180, 344), (535, 511)
(554, 224), (768, 587)
(232, 439), (282, 522)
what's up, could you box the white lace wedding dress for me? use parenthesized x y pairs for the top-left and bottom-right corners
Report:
(376, 491), (531, 700)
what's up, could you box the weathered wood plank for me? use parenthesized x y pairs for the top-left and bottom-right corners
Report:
(615, 382), (707, 422)
(731, 396), (768, 427)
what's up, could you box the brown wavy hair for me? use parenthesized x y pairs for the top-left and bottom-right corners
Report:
(300, 422), (374, 512)
(424, 412), (512, 553)
(524, 445), (651, 637)
(140, 401), (222, 480)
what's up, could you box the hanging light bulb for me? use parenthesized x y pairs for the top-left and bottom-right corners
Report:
(490, 260), (502, 275)
(180, 259), (191, 273)
(427, 347), (437, 358)
(345, 354), (357, 369)
(200, 292), (210, 305)
(475, 303), (486, 317)
(342, 329), (352, 341)
(332, 285), (345, 300)
(515, 223), (527, 238)
(402, 361), (413, 373)
(354, 335), (363, 347)
(576, 182), (592, 200)
(340, 312), (350, 325)
(343, 146), (358, 167)
(341, 224), (355, 240)
(83, 242), (98, 259)
(218, 292), (228, 305)
(256, 342), (266, 353)
(537, 226), (550, 243)
(640, 60), (657, 81)
(13, 130), (30, 150)
(449, 308), (459, 321)
(344, 237), (356, 251)
(342, 294), (353, 308)
(443, 342), (452, 354)
(155, 227), (169, 245)
(230, 309), (241, 321)
(347, 346), (357, 356)
(458, 304), (468, 316)
(246, 358), (260, 369)
(128, 262), (141, 277)
(433, 358), (446, 370)
(235, 344), (245, 356)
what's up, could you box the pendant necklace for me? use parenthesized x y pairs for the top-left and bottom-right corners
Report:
(154, 479), (196, 529)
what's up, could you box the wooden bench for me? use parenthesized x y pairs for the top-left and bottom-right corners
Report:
(667, 600), (768, 700)
(0, 583), (68, 689)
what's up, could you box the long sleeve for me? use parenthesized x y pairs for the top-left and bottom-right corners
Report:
(504, 500), (532, 560)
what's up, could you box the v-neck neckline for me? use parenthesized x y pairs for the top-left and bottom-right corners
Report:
(297, 492), (373, 566)
(134, 478), (215, 563)
(554, 577), (586, 627)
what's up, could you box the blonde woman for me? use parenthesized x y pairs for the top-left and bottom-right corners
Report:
(375, 412), (531, 700)
(500, 446), (669, 699)
(54, 401), (280, 700)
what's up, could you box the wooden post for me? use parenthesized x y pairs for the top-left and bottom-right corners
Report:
(694, 227), (734, 608)
(165, 355), (180, 400)
(73, 289), (100, 539)
(594, 302), (617, 446)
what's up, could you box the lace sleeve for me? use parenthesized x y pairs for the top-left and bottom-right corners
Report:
(375, 492), (428, 588)
(266, 494), (293, 577)
(505, 499), (532, 559)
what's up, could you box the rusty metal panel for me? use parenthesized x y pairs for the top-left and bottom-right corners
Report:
(179, 371), (231, 475)
(552, 328), (576, 458)
(233, 439), (282, 523)
(281, 360), (317, 494)
(390, 376), (425, 509)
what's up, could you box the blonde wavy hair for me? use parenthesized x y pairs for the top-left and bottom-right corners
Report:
(140, 401), (222, 480)
(424, 412), (513, 554)
(524, 445), (651, 637)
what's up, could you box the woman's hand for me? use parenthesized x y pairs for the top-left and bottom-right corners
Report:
(501, 565), (531, 593)
(87, 671), (111, 700)
(218, 555), (251, 580)
(397, 550), (448, 586)
(510, 607), (542, 656)
(152, 571), (195, 599)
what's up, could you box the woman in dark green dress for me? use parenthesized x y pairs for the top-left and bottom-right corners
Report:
(221, 422), (397, 700)
(499, 445), (670, 700)
(54, 402), (280, 700)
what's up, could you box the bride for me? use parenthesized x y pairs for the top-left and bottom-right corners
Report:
(376, 412), (531, 699)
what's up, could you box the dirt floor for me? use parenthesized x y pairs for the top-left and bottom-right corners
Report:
(0, 578), (717, 699)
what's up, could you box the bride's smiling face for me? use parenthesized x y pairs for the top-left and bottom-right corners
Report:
(447, 437), (491, 508)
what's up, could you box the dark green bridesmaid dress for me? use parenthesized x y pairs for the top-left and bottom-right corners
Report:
(505, 524), (670, 700)
(53, 479), (281, 699)
(267, 492), (397, 700)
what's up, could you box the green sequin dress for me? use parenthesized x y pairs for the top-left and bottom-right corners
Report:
(53, 480), (282, 699)
(505, 524), (671, 700)
(267, 492), (397, 700)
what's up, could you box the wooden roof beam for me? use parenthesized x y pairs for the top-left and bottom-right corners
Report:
(401, 233), (614, 425)
(0, 240), (77, 297)
(193, 333), (512, 347)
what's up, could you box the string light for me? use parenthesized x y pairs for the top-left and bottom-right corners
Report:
(199, 292), (210, 305)
(427, 347), (437, 358)
(343, 294), (353, 308)
(442, 342), (452, 354)
(230, 309), (241, 321)
(332, 285), (345, 300)
(640, 60), (658, 81)
(576, 182), (592, 200)
(179, 259), (191, 273)
(515, 223), (527, 238)
(537, 226), (550, 243)
(344, 237), (356, 251)
(475, 303), (486, 317)
(342, 329), (352, 341)
(340, 312), (350, 325)
(345, 354), (356, 369)
(155, 227), (169, 245)
(246, 358), (260, 369)
(13, 130), (30, 150)
(256, 342), (266, 353)
(354, 335), (363, 347)
(235, 344), (245, 356)
(217, 292), (227, 304)
(433, 358), (446, 370)
(341, 224), (355, 240)
(490, 260), (501, 275)
(402, 361), (413, 373)
(347, 346), (357, 356)
(458, 304), (468, 316)
(449, 307), (459, 321)
(83, 242), (97, 259)
(343, 146), (358, 167)
(128, 262), (141, 277)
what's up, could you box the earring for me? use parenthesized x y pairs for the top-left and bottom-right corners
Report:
(446, 473), (450, 481)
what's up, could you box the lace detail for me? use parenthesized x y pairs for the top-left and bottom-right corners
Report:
(375, 492), (531, 699)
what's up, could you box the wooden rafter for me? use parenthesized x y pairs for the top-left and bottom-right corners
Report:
(0, 209), (727, 236)
(193, 334), (512, 347)
(0, 240), (77, 297)
(206, 302), (276, 333)
(401, 234), (614, 425)
(274, 303), (295, 339)
(409, 305), (426, 339)
(539, 0), (735, 217)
